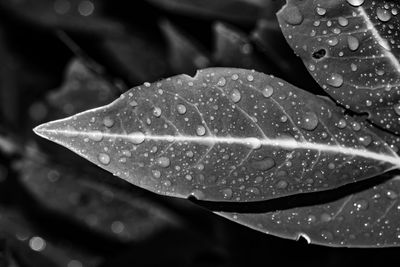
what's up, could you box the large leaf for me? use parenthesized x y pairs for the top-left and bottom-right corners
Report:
(33, 68), (400, 202)
(217, 172), (400, 247)
(277, 0), (400, 134)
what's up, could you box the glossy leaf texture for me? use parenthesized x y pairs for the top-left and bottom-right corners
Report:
(34, 68), (400, 202)
(277, 0), (400, 134)
(218, 173), (400, 247)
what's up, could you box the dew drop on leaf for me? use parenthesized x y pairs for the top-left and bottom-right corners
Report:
(326, 73), (343, 87)
(231, 89), (242, 103)
(103, 116), (114, 127)
(153, 107), (162, 117)
(196, 125), (206, 136)
(347, 36), (360, 51)
(251, 157), (275, 171)
(281, 5), (303, 25)
(300, 111), (319, 131)
(222, 188), (233, 199)
(346, 0), (365, 7)
(98, 153), (111, 165)
(156, 157), (171, 168)
(129, 132), (145, 144)
(88, 130), (103, 142)
(217, 77), (226, 86)
(276, 180), (288, 189)
(176, 104), (187, 115)
(394, 103), (400, 116)
(377, 7), (392, 22)
(262, 85), (274, 98)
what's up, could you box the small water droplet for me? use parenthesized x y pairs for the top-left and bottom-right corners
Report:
(222, 188), (233, 199)
(336, 119), (347, 128)
(231, 89), (241, 103)
(177, 104), (187, 114)
(103, 116), (114, 127)
(152, 170), (161, 178)
(347, 36), (360, 51)
(247, 75), (254, 82)
(327, 73), (344, 87)
(262, 85), (274, 98)
(386, 190), (398, 200)
(231, 74), (239, 80)
(316, 7), (326, 16)
(129, 132), (145, 144)
(217, 77), (226, 86)
(29, 236), (46, 252)
(196, 125), (206, 136)
(338, 17), (349, 26)
(129, 100), (138, 107)
(98, 153), (110, 165)
(394, 103), (400, 116)
(300, 111), (319, 130)
(321, 230), (333, 240)
(354, 199), (369, 211)
(88, 130), (103, 141)
(251, 157), (275, 171)
(276, 180), (288, 189)
(153, 107), (162, 117)
(321, 213), (332, 222)
(358, 135), (372, 146)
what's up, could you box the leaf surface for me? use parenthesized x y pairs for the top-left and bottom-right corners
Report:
(34, 68), (400, 202)
(277, 0), (400, 134)
(218, 173), (400, 247)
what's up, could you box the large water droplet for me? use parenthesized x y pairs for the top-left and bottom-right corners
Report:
(300, 111), (319, 130)
(346, 0), (364, 7)
(281, 5), (303, 25)
(156, 157), (170, 168)
(347, 36), (360, 51)
(103, 116), (114, 127)
(129, 131), (145, 144)
(262, 85), (274, 98)
(196, 125), (206, 136)
(377, 7), (392, 22)
(98, 153), (110, 165)
(231, 89), (242, 103)
(251, 157), (275, 171)
(177, 104), (187, 115)
(327, 73), (344, 87)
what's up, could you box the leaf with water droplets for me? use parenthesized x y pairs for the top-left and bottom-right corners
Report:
(33, 68), (400, 202)
(217, 172), (400, 247)
(277, 0), (400, 134)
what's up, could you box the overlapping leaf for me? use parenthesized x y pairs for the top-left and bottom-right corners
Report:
(218, 173), (400, 247)
(34, 68), (400, 202)
(277, 0), (400, 134)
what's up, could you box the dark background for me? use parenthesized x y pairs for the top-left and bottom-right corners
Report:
(0, 0), (398, 266)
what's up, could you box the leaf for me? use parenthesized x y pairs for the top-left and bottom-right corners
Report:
(33, 68), (400, 202)
(18, 156), (179, 243)
(277, 0), (400, 134)
(146, 0), (283, 23)
(213, 22), (274, 74)
(217, 172), (400, 247)
(160, 20), (211, 75)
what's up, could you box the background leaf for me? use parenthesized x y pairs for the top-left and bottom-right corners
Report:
(277, 0), (400, 134)
(34, 68), (399, 202)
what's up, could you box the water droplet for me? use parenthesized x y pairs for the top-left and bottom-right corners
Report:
(327, 37), (338, 46)
(217, 77), (226, 86)
(351, 63), (358, 71)
(262, 85), (274, 98)
(98, 153), (110, 165)
(351, 121), (361, 131)
(336, 119), (347, 128)
(276, 180), (288, 189)
(347, 36), (360, 51)
(300, 111), (319, 130)
(282, 5), (303, 25)
(354, 199), (369, 211)
(327, 73), (344, 87)
(231, 89), (241, 103)
(358, 135), (372, 146)
(321, 213), (332, 222)
(129, 131), (145, 144)
(394, 103), (400, 116)
(88, 130), (103, 141)
(156, 157), (170, 168)
(129, 100), (138, 107)
(103, 116), (114, 127)
(186, 150), (194, 158)
(153, 107), (162, 117)
(247, 75), (254, 82)
(29, 236), (46, 252)
(386, 190), (398, 200)
(251, 157), (275, 171)
(346, 0), (364, 7)
(196, 125), (206, 136)
(231, 74), (239, 80)
(78, 0), (94, 16)
(316, 7), (326, 16)
(177, 104), (187, 115)
(245, 137), (262, 149)
(377, 7), (392, 22)
(185, 174), (192, 181)
(222, 188), (233, 199)
(152, 170), (161, 178)
(321, 230), (333, 240)
(338, 17), (349, 26)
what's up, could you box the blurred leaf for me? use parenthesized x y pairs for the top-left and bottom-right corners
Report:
(17, 155), (180, 243)
(277, 0), (400, 134)
(0, 0), (124, 35)
(218, 173), (400, 247)
(160, 19), (211, 75)
(47, 58), (118, 117)
(213, 22), (274, 74)
(34, 68), (399, 203)
(147, 0), (284, 23)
